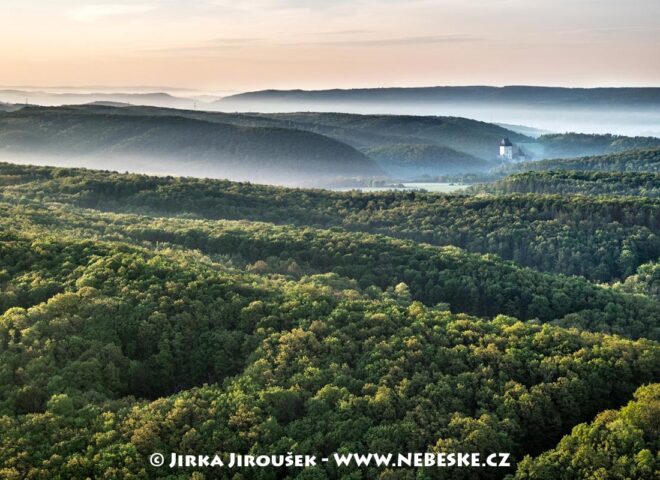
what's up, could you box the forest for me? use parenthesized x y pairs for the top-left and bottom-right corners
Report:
(4, 105), (660, 187)
(472, 171), (660, 197)
(362, 144), (490, 176)
(534, 134), (660, 159)
(504, 147), (660, 174)
(0, 107), (380, 184)
(3, 161), (658, 283)
(0, 152), (658, 479)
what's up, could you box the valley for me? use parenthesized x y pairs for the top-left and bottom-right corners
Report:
(0, 99), (658, 480)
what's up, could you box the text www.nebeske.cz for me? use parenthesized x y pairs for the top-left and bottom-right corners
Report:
(151, 452), (511, 469)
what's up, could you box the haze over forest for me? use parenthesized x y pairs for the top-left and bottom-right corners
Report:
(2, 101), (659, 187)
(2, 85), (660, 137)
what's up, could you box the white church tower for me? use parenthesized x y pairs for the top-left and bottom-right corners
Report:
(499, 138), (513, 160)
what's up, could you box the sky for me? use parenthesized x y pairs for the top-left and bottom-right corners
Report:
(1, 0), (659, 92)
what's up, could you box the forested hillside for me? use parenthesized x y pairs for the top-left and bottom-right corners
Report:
(251, 112), (531, 159)
(363, 143), (491, 176)
(473, 171), (660, 197)
(614, 261), (660, 300)
(0, 229), (657, 479)
(4, 105), (660, 188)
(47, 105), (531, 160)
(2, 200), (657, 339)
(3, 162), (657, 283)
(0, 107), (381, 184)
(0, 160), (658, 479)
(537, 134), (660, 159)
(506, 147), (660, 173)
(512, 383), (659, 479)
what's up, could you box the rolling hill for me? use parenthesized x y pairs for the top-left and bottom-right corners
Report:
(217, 86), (660, 109)
(78, 106), (660, 163)
(214, 86), (660, 137)
(472, 170), (660, 197)
(0, 101), (19, 112)
(3, 161), (659, 285)
(513, 383), (660, 480)
(0, 89), (198, 109)
(48, 105), (533, 160)
(251, 112), (533, 159)
(363, 143), (492, 177)
(537, 133), (660, 158)
(0, 160), (658, 479)
(505, 147), (660, 173)
(3, 104), (659, 187)
(0, 106), (381, 185)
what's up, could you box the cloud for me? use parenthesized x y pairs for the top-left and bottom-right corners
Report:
(305, 34), (483, 47)
(316, 29), (372, 36)
(141, 38), (261, 55)
(559, 26), (660, 36)
(68, 4), (157, 22)
(139, 33), (482, 57)
(207, 37), (261, 44)
(203, 0), (361, 10)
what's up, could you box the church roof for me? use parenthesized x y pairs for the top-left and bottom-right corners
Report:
(500, 138), (513, 146)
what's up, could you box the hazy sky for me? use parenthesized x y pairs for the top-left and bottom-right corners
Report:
(1, 0), (659, 92)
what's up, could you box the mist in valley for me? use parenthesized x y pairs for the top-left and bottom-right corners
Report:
(0, 152), (378, 188)
(2, 87), (660, 138)
(1, 88), (660, 188)
(212, 100), (660, 138)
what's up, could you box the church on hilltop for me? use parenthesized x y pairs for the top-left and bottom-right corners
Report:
(499, 138), (513, 160)
(499, 137), (527, 162)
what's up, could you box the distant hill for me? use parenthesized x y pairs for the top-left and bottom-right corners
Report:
(537, 133), (660, 158)
(218, 86), (660, 109)
(85, 101), (131, 107)
(507, 147), (660, 173)
(0, 102), (20, 112)
(363, 143), (491, 177)
(496, 122), (553, 138)
(215, 86), (660, 137)
(62, 105), (660, 166)
(39, 105), (534, 161)
(9, 104), (659, 186)
(0, 89), (198, 109)
(0, 106), (381, 185)
(248, 112), (533, 160)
